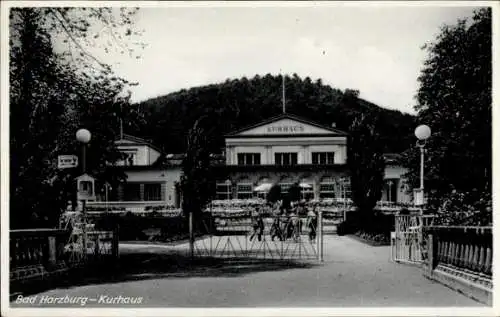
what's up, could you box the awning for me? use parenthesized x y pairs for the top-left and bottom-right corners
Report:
(254, 183), (273, 192)
(299, 183), (313, 189)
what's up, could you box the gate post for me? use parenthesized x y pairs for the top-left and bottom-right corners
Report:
(112, 225), (120, 260)
(427, 233), (434, 276)
(318, 210), (323, 262)
(189, 211), (194, 260)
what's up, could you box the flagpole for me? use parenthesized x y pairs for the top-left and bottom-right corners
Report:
(282, 74), (286, 114)
(120, 104), (124, 139)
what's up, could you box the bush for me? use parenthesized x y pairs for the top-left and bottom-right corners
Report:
(337, 211), (394, 237)
(267, 184), (281, 203)
(433, 189), (492, 226)
(337, 221), (355, 236)
(354, 230), (390, 245)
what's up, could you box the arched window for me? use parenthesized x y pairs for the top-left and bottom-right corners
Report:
(255, 177), (271, 199)
(237, 177), (253, 199)
(300, 179), (314, 200)
(278, 175), (294, 194)
(338, 177), (351, 201)
(216, 179), (232, 200)
(319, 176), (336, 199)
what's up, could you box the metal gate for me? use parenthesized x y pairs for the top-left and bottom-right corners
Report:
(190, 211), (324, 262)
(392, 214), (434, 264)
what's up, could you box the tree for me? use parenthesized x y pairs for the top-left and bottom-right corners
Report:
(267, 184), (281, 204)
(137, 74), (415, 155)
(181, 116), (215, 219)
(403, 8), (492, 214)
(347, 113), (386, 220)
(288, 182), (301, 202)
(9, 8), (143, 228)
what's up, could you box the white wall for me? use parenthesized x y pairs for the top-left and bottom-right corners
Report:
(125, 170), (166, 182)
(164, 167), (183, 205)
(124, 168), (183, 205)
(308, 145), (346, 164)
(238, 118), (337, 135)
(226, 143), (347, 165)
(116, 144), (161, 166)
(233, 146), (268, 164)
(383, 165), (412, 203)
(148, 148), (161, 165)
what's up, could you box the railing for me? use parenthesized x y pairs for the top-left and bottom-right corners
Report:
(425, 226), (492, 294)
(10, 228), (119, 285)
(10, 229), (70, 271)
(85, 201), (181, 215)
(426, 226), (492, 275)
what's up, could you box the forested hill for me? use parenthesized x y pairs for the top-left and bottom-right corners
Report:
(134, 74), (416, 155)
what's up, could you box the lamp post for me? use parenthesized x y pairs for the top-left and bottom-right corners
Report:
(414, 125), (431, 207)
(76, 128), (91, 258)
(76, 129), (91, 173)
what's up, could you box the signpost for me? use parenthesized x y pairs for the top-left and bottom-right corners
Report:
(58, 155), (78, 169)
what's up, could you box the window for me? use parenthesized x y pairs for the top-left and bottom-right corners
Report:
(339, 178), (352, 200)
(122, 151), (138, 166)
(384, 179), (398, 202)
(312, 152), (335, 165)
(301, 181), (314, 200)
(237, 153), (261, 165)
(237, 183), (253, 199)
(144, 183), (162, 201)
(275, 153), (298, 165)
(79, 181), (93, 193)
(216, 182), (231, 200)
(279, 183), (293, 193)
(124, 183), (141, 201)
(319, 177), (336, 198)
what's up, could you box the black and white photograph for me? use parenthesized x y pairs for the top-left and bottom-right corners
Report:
(1, 1), (497, 316)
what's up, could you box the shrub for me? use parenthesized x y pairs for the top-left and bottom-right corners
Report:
(337, 220), (356, 236)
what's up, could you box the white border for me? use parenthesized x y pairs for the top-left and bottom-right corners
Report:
(1, 1), (499, 316)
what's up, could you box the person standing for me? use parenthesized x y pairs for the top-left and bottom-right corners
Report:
(307, 208), (317, 242)
(250, 208), (265, 241)
(270, 214), (282, 241)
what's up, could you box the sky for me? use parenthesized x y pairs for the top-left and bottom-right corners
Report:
(93, 4), (483, 115)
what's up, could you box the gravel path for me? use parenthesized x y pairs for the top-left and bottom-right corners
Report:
(10, 235), (483, 307)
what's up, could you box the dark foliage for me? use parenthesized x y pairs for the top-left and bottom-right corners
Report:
(92, 213), (215, 241)
(267, 184), (282, 204)
(135, 74), (415, 155)
(9, 8), (143, 229)
(181, 117), (217, 227)
(287, 182), (301, 202)
(347, 114), (386, 216)
(402, 8), (492, 214)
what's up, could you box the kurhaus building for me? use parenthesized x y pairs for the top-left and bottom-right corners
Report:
(213, 114), (350, 201)
(101, 113), (412, 208)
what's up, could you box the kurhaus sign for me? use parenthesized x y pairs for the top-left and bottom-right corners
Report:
(266, 125), (305, 133)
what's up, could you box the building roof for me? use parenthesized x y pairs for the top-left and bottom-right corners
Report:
(225, 113), (348, 137)
(111, 152), (224, 171)
(115, 133), (164, 154)
(383, 153), (403, 165)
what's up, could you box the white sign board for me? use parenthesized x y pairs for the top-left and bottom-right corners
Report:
(58, 155), (78, 169)
(413, 188), (424, 206)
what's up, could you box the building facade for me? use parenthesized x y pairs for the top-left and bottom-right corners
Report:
(109, 134), (183, 207)
(213, 114), (351, 200)
(99, 115), (412, 207)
